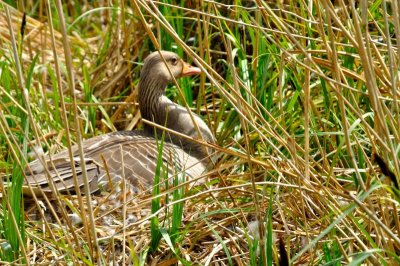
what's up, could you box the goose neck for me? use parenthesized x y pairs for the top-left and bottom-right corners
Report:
(138, 75), (169, 122)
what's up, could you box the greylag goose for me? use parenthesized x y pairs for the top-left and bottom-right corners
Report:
(24, 51), (214, 195)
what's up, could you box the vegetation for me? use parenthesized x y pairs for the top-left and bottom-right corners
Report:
(0, 0), (399, 264)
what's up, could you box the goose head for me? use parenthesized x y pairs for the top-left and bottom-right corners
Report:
(140, 51), (201, 84)
(138, 51), (202, 121)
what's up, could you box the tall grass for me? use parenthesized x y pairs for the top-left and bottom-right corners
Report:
(0, 0), (399, 264)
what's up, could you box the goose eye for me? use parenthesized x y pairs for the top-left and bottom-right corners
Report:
(171, 57), (178, 65)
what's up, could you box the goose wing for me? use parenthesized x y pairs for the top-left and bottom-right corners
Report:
(24, 131), (206, 195)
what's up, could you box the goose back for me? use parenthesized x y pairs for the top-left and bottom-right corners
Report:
(25, 131), (206, 194)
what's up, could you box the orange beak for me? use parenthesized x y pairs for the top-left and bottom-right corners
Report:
(181, 62), (201, 77)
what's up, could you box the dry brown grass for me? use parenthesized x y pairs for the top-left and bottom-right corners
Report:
(0, 0), (399, 265)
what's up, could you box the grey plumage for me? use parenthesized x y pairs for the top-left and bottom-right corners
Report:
(24, 51), (214, 195)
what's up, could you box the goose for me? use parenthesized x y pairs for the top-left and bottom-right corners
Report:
(24, 51), (214, 195)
